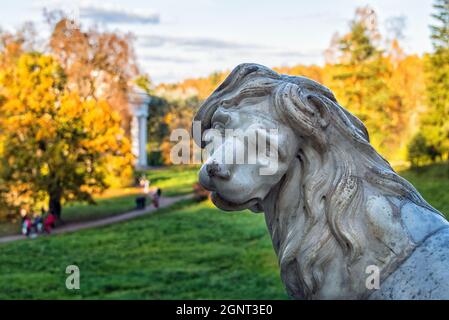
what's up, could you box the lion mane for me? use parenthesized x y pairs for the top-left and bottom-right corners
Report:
(194, 63), (438, 299)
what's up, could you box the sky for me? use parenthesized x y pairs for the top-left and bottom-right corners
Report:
(0, 0), (436, 83)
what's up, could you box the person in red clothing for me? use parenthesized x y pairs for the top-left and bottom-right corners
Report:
(44, 211), (56, 234)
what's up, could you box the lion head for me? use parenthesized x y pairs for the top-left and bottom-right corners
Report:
(193, 63), (436, 299)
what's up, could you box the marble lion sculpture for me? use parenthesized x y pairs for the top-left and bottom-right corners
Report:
(193, 63), (449, 300)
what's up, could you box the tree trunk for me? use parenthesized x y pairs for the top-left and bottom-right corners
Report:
(49, 192), (62, 218)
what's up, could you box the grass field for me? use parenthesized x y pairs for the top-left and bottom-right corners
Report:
(399, 163), (449, 217)
(62, 165), (200, 222)
(0, 163), (447, 299)
(0, 200), (286, 299)
(0, 166), (200, 237)
(144, 165), (200, 196)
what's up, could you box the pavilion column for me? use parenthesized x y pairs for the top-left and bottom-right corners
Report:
(129, 86), (151, 169)
(138, 115), (148, 167)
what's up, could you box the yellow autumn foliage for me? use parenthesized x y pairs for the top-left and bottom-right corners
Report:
(0, 52), (133, 215)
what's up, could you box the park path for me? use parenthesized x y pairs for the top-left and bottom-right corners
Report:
(0, 194), (191, 244)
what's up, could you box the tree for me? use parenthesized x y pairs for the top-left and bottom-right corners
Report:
(326, 7), (404, 158)
(421, 0), (449, 159)
(386, 54), (427, 161)
(274, 64), (324, 83)
(408, 133), (432, 167)
(0, 22), (37, 69)
(0, 53), (132, 217)
(45, 12), (140, 133)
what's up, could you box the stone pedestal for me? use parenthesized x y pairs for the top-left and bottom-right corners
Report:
(129, 86), (151, 169)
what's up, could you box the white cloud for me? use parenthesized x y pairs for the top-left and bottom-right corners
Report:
(136, 34), (322, 83)
(79, 3), (159, 24)
(139, 34), (265, 50)
(37, 0), (160, 24)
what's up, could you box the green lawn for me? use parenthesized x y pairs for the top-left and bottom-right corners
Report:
(62, 165), (199, 221)
(144, 165), (200, 196)
(0, 200), (286, 299)
(0, 166), (200, 237)
(399, 163), (449, 216)
(0, 193), (145, 237)
(62, 194), (142, 222)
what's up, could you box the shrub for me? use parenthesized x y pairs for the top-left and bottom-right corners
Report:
(407, 133), (442, 167)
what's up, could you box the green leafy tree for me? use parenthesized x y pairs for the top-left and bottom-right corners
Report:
(421, 0), (449, 159)
(0, 53), (132, 218)
(407, 132), (442, 168)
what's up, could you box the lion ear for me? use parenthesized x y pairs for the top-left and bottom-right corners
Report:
(306, 94), (330, 128)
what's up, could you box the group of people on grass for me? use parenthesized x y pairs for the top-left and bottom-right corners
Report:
(20, 208), (56, 237)
(19, 176), (162, 238)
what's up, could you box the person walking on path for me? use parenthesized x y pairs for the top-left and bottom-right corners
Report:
(152, 188), (162, 208)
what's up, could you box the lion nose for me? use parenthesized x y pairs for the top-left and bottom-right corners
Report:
(206, 161), (230, 180)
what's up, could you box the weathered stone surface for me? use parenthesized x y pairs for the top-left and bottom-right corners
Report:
(370, 227), (449, 299)
(193, 63), (449, 300)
